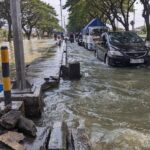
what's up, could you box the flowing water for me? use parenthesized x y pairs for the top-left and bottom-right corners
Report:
(40, 42), (150, 150)
(2, 39), (150, 149)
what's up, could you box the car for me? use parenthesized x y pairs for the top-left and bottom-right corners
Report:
(95, 31), (150, 66)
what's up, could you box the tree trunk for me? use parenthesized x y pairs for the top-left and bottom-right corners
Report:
(7, 19), (12, 42)
(124, 18), (129, 31)
(108, 17), (117, 31)
(36, 29), (40, 39)
(124, 25), (129, 31)
(26, 32), (30, 40)
(111, 21), (117, 31)
(26, 29), (32, 40)
(145, 15), (150, 41)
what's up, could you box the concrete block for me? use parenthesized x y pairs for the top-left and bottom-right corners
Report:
(69, 62), (81, 80)
(17, 115), (37, 137)
(0, 86), (43, 118)
(71, 128), (92, 150)
(0, 110), (21, 129)
(48, 121), (68, 150)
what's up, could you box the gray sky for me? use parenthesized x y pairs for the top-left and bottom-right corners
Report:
(42, 0), (145, 29)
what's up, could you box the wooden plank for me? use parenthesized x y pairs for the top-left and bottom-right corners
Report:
(48, 122), (68, 150)
(0, 131), (25, 150)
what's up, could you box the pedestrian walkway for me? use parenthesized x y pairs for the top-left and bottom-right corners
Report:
(26, 41), (65, 86)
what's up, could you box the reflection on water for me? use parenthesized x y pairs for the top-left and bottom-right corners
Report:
(0, 38), (55, 64)
(0, 39), (55, 77)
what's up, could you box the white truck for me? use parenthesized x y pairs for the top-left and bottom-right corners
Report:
(82, 26), (108, 50)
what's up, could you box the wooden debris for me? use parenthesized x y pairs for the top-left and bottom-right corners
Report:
(0, 131), (25, 150)
(48, 121), (68, 150)
(42, 76), (59, 91)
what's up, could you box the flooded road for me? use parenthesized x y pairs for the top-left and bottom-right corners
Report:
(0, 39), (55, 77)
(37, 41), (150, 149)
(2, 39), (150, 149)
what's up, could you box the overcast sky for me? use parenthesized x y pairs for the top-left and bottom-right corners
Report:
(42, 0), (145, 29)
(42, 0), (68, 27)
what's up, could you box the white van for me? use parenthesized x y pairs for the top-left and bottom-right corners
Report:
(83, 26), (108, 50)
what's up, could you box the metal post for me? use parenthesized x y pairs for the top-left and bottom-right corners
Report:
(63, 16), (66, 31)
(60, 0), (63, 28)
(133, 8), (135, 31)
(65, 41), (68, 65)
(1, 46), (12, 106)
(10, 0), (26, 90)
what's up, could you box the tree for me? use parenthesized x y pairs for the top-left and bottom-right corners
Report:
(64, 0), (96, 32)
(112, 0), (136, 31)
(92, 0), (136, 31)
(36, 4), (59, 37)
(140, 0), (150, 41)
(21, 0), (59, 40)
(0, 0), (12, 42)
(64, 0), (136, 31)
(88, 0), (117, 31)
(21, 0), (44, 40)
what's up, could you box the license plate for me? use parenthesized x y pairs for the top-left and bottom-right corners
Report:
(130, 59), (144, 64)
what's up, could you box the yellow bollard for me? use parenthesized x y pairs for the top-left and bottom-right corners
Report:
(0, 46), (11, 106)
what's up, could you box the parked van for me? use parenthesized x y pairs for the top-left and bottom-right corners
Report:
(82, 18), (108, 51)
(83, 26), (108, 50)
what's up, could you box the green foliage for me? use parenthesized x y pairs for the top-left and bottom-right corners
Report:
(0, 29), (7, 40)
(0, 0), (60, 40)
(35, 2), (59, 34)
(65, 0), (95, 32)
(21, 0), (60, 39)
(65, 0), (136, 32)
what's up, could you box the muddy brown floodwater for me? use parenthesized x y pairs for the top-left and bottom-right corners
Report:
(2, 39), (150, 149)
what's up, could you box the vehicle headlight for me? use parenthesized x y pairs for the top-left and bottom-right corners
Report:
(108, 50), (123, 56)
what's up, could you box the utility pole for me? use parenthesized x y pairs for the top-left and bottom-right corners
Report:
(133, 8), (136, 31)
(60, 0), (63, 28)
(10, 0), (26, 90)
(63, 16), (66, 31)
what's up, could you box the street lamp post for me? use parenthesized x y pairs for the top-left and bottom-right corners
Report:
(63, 16), (66, 31)
(10, 0), (26, 90)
